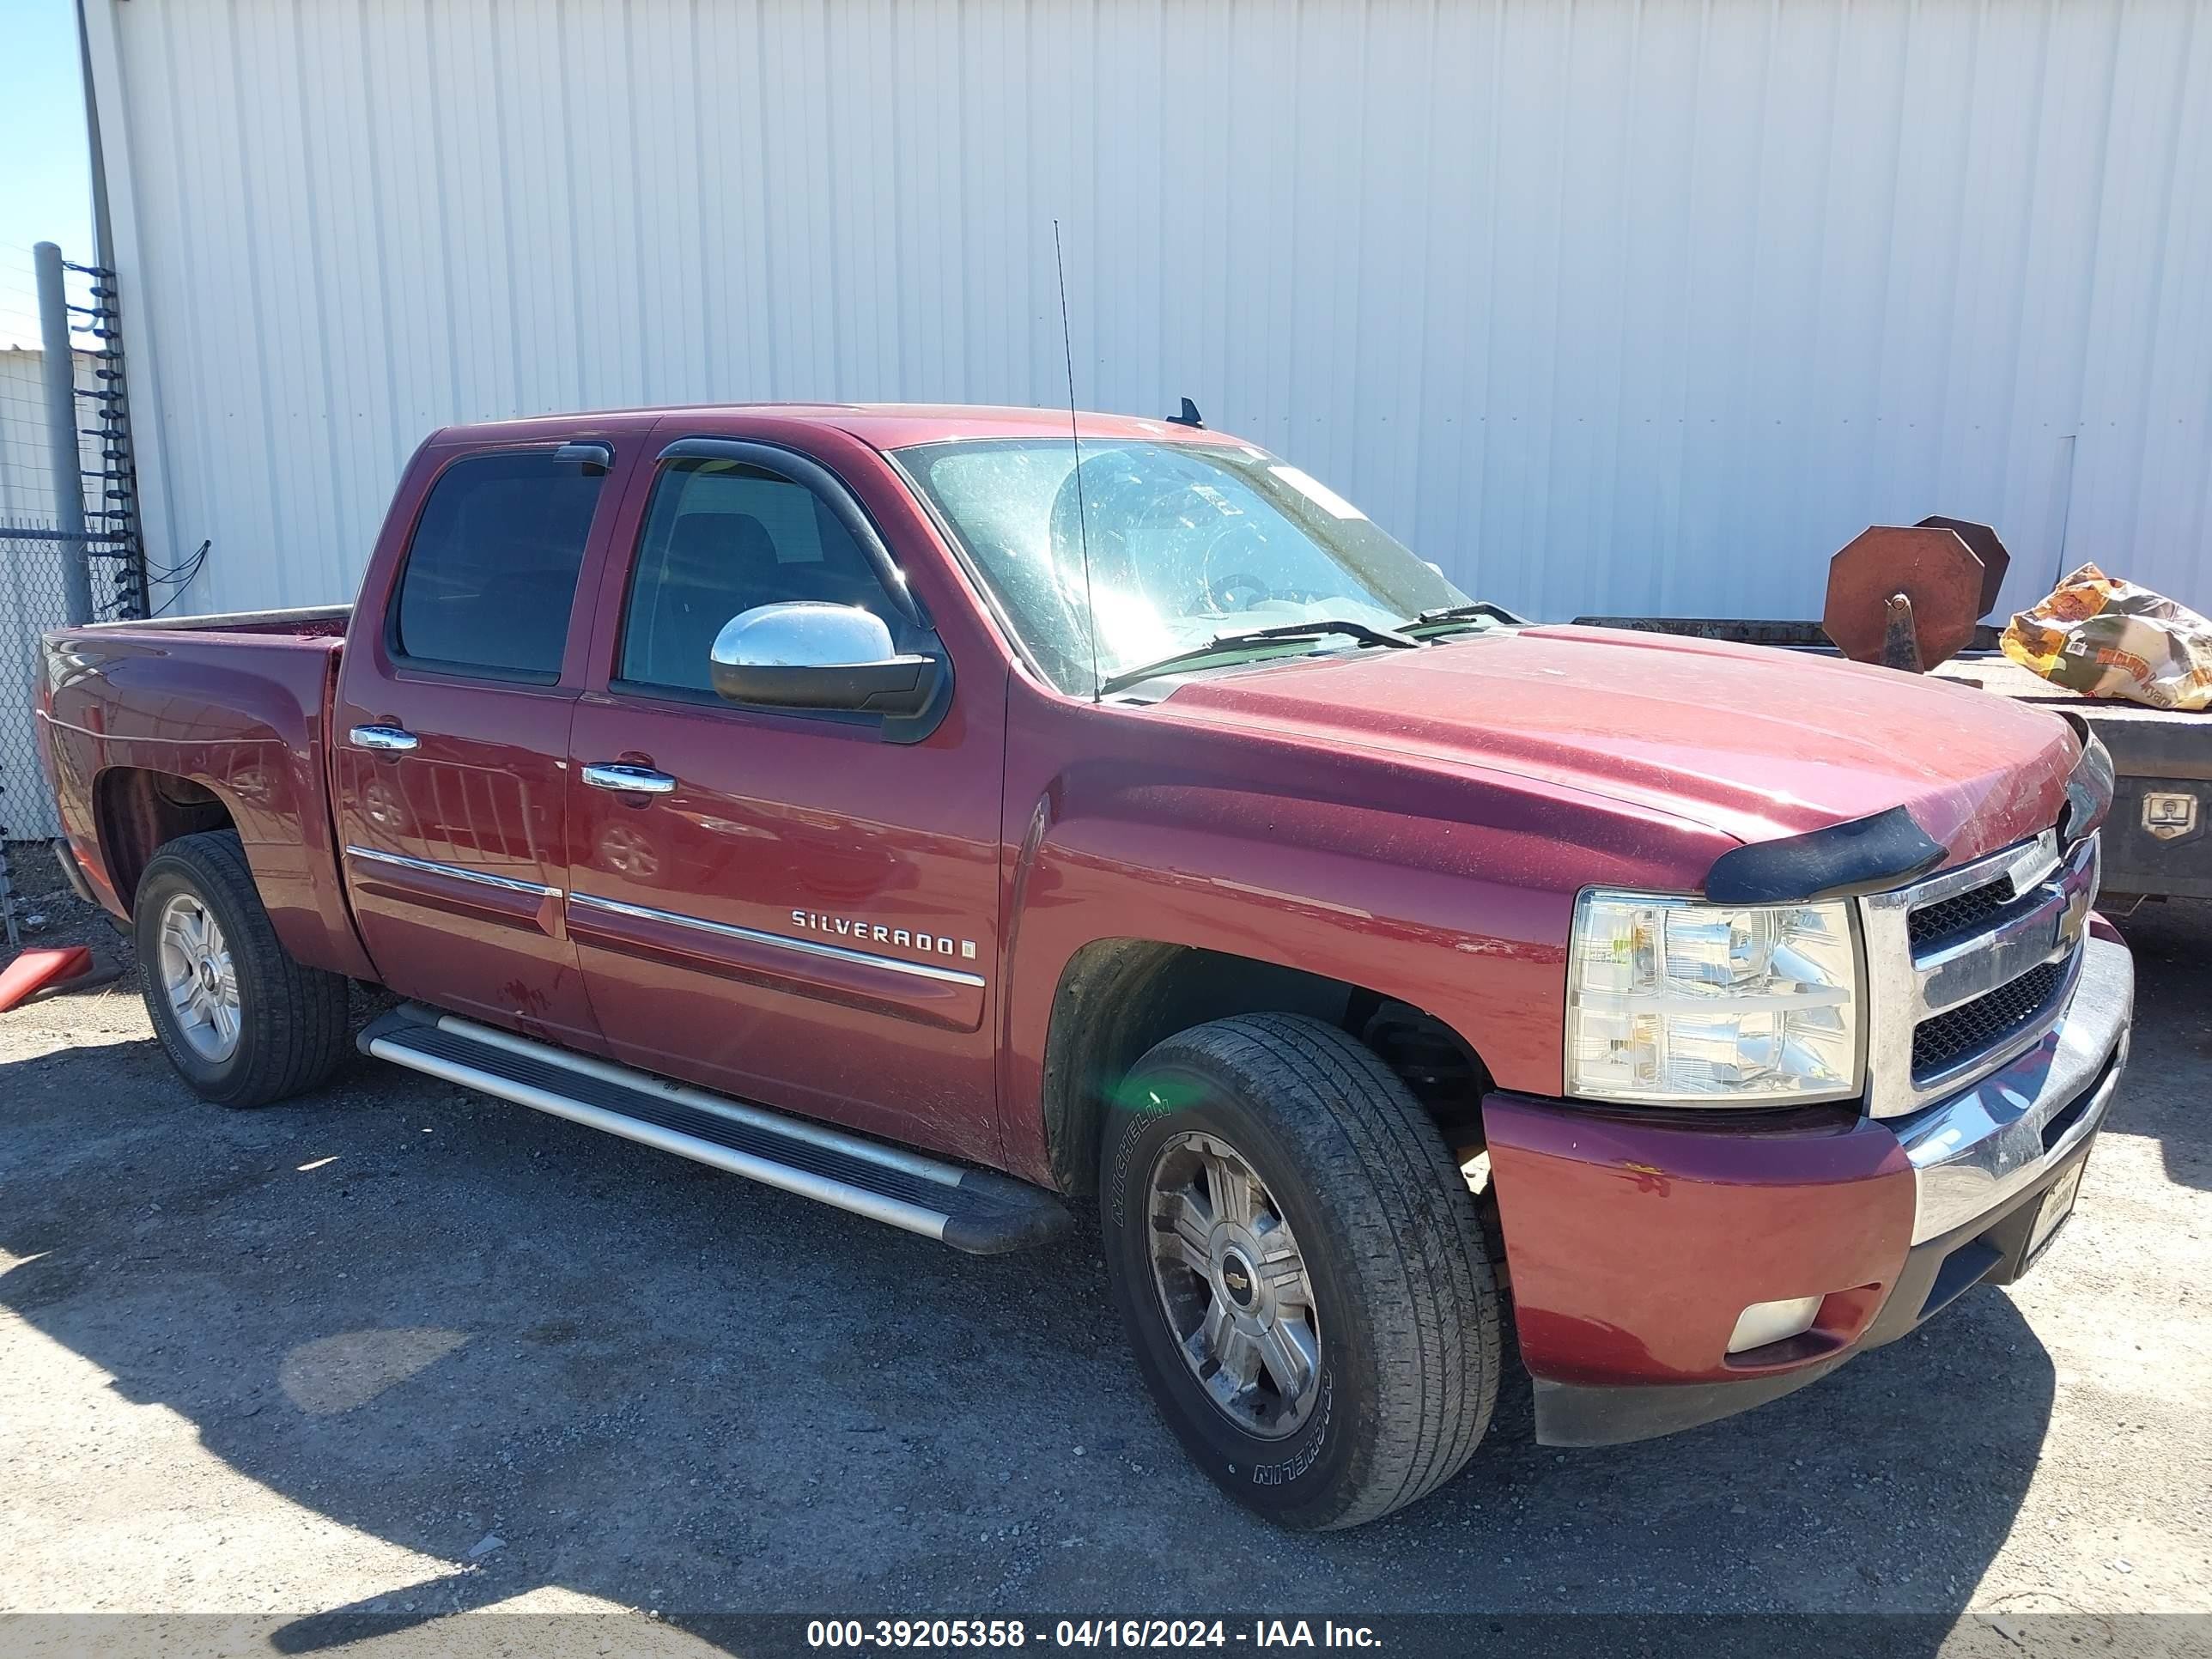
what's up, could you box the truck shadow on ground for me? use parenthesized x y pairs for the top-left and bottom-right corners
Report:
(2109, 897), (2212, 1193)
(0, 1018), (2069, 1649)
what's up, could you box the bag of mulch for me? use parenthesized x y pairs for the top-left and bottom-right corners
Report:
(2000, 563), (2212, 711)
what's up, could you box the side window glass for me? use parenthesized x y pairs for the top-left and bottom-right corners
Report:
(392, 452), (605, 678)
(617, 458), (901, 694)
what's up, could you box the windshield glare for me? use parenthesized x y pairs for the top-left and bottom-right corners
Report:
(892, 439), (1468, 694)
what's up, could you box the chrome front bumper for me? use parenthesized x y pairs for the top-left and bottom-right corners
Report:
(1894, 929), (2133, 1244)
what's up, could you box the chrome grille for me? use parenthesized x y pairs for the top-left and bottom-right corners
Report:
(1906, 876), (2013, 951)
(1911, 957), (2068, 1077)
(1857, 829), (2100, 1119)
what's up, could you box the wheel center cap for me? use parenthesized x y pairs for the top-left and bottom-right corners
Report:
(1218, 1245), (1259, 1311)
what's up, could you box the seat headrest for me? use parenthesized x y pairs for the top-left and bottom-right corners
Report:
(663, 512), (776, 580)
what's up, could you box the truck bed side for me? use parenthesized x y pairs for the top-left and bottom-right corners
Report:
(37, 614), (377, 981)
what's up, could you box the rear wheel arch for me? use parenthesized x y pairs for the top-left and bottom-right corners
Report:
(94, 766), (237, 909)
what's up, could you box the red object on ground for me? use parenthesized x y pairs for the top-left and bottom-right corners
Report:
(0, 946), (94, 1013)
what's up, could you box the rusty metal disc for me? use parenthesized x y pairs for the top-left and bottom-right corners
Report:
(1915, 517), (2012, 617)
(1823, 526), (1988, 669)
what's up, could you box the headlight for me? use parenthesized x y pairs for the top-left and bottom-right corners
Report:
(1566, 891), (1862, 1105)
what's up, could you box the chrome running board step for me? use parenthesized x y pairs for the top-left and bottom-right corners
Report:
(358, 1006), (1073, 1255)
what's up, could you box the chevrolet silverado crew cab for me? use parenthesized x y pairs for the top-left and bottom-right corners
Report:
(38, 404), (2131, 1530)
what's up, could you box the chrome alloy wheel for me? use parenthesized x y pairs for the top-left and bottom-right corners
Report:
(157, 891), (240, 1063)
(1146, 1130), (1322, 1439)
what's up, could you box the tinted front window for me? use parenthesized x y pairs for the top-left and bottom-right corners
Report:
(618, 458), (901, 693)
(893, 439), (1464, 694)
(392, 452), (605, 677)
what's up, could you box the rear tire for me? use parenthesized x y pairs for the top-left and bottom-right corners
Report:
(1099, 1013), (1501, 1529)
(135, 830), (351, 1108)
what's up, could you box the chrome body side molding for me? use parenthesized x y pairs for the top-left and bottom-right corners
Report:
(345, 845), (562, 899)
(566, 892), (986, 988)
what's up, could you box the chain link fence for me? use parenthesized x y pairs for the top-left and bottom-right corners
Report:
(1, 244), (146, 945)
(2, 523), (143, 833)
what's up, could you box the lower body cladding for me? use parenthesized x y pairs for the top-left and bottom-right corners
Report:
(1485, 928), (2134, 1447)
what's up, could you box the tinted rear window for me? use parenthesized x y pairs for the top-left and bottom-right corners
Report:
(392, 452), (605, 677)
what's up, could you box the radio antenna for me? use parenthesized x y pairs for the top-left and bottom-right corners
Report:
(1053, 219), (1102, 702)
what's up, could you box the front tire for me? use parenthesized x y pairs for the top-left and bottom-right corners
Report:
(135, 830), (351, 1108)
(1099, 1013), (1501, 1530)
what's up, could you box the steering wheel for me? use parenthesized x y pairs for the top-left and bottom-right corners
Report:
(1206, 571), (1272, 612)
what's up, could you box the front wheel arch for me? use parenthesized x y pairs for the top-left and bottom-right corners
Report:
(1036, 938), (1492, 1196)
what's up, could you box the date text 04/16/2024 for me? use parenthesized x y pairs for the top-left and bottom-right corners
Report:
(805, 1620), (1382, 1650)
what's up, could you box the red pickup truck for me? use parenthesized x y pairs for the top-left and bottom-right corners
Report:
(37, 404), (2132, 1529)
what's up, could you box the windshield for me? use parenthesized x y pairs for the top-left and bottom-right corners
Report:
(891, 438), (1470, 694)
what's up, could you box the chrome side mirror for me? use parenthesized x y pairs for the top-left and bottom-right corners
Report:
(708, 602), (944, 716)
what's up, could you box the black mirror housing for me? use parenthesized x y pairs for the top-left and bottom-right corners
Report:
(709, 653), (943, 716)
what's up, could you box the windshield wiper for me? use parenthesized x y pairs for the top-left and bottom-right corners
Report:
(1097, 620), (1419, 696)
(1402, 600), (1525, 636)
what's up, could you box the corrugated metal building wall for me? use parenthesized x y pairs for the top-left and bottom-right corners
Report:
(84, 0), (2211, 623)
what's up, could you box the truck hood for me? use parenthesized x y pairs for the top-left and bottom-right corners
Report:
(1152, 625), (2078, 870)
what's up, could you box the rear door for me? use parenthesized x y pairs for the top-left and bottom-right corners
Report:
(562, 433), (1006, 1164)
(332, 440), (625, 1045)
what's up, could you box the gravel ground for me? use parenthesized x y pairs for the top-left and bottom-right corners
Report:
(0, 852), (2206, 1652)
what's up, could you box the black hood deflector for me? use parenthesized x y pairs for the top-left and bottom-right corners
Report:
(1703, 805), (1948, 906)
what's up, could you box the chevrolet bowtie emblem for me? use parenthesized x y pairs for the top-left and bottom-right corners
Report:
(2057, 884), (2091, 948)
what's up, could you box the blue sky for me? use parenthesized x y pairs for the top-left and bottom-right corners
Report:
(0, 0), (96, 348)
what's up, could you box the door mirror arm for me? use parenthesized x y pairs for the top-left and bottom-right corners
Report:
(708, 603), (952, 743)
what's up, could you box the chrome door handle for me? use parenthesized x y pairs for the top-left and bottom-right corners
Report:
(349, 724), (419, 753)
(581, 763), (677, 795)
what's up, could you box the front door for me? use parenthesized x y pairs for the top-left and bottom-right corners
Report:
(562, 441), (1006, 1164)
(332, 443), (620, 1046)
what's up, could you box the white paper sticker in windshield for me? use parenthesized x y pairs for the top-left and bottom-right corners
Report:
(1269, 465), (1366, 520)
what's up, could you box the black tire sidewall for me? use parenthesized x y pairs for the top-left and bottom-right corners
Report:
(135, 848), (264, 1104)
(1100, 1060), (1382, 1529)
